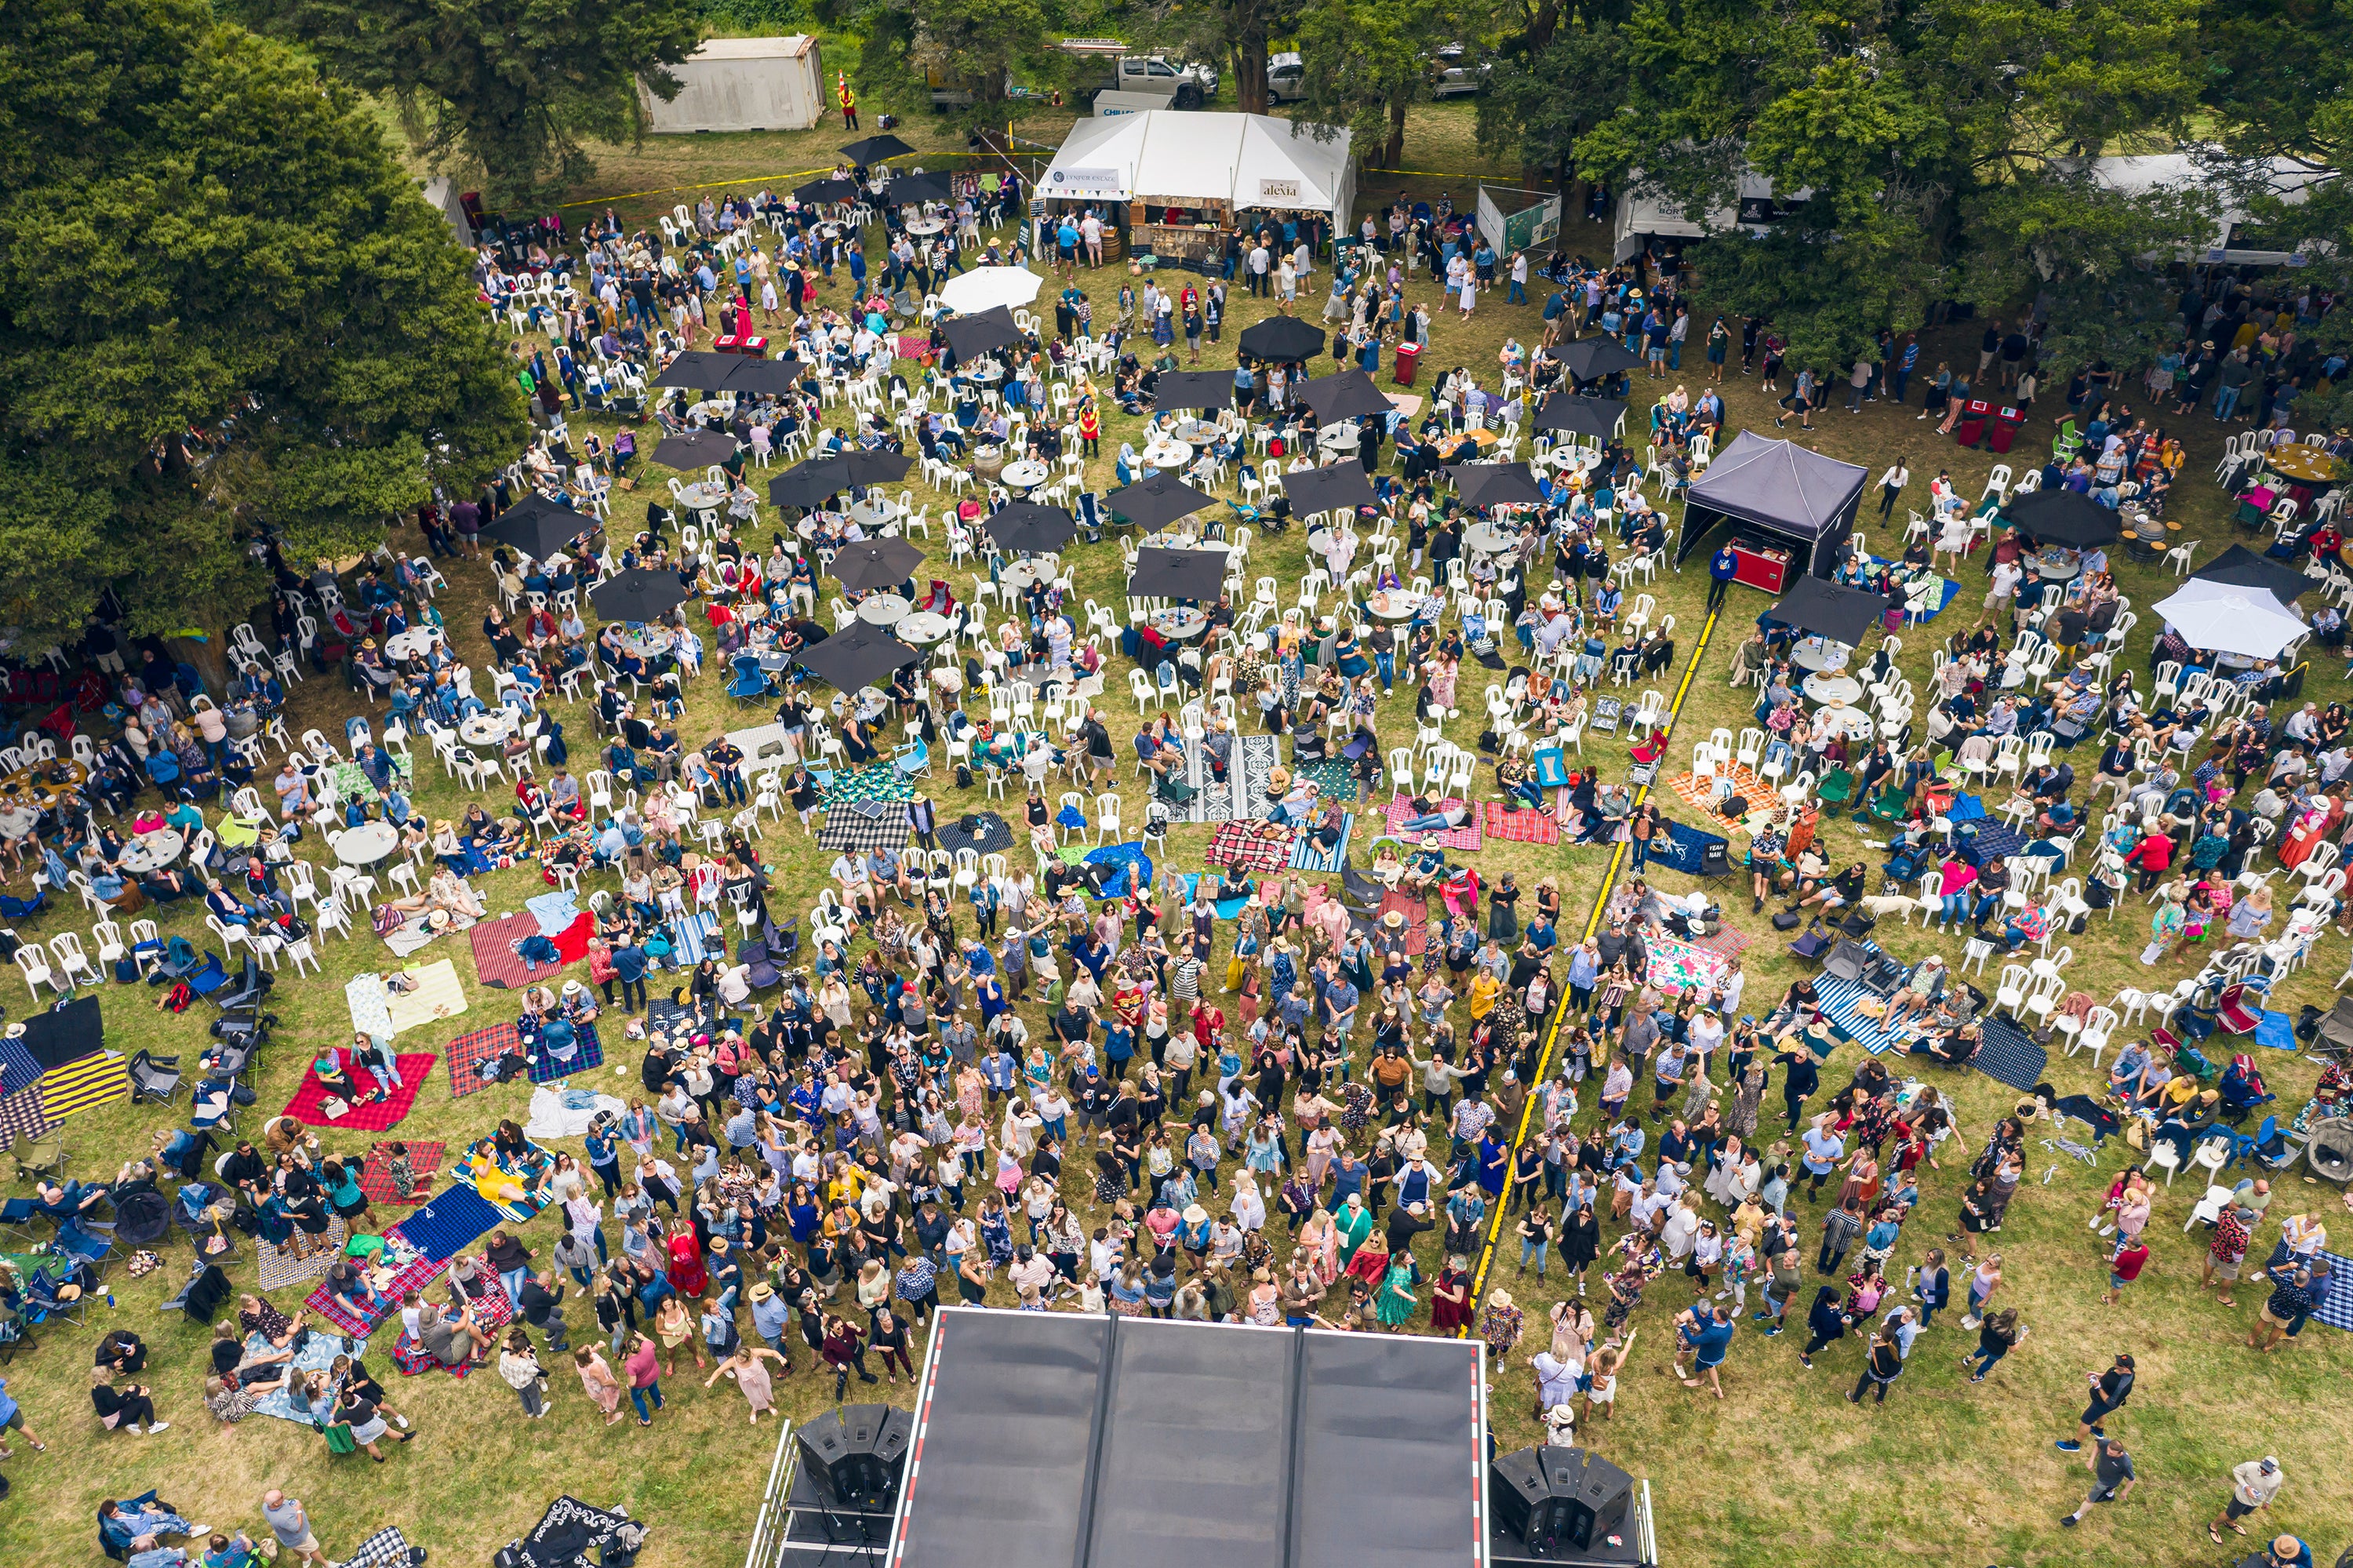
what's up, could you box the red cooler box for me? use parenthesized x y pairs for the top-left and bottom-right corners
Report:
(714, 334), (769, 357)
(1953, 398), (1991, 447)
(1988, 405), (2026, 453)
(1393, 341), (1421, 387)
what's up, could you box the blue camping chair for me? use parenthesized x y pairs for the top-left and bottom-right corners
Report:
(1533, 747), (1570, 791)
(892, 739), (930, 780)
(727, 653), (770, 704)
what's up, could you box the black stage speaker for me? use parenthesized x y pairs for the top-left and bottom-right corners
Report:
(1490, 1446), (1633, 1558)
(795, 1404), (913, 1512)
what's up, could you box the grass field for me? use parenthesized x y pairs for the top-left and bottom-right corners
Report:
(2, 90), (2348, 1568)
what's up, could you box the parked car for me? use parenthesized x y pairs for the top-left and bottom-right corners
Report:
(1429, 45), (1490, 96)
(1266, 51), (1304, 104)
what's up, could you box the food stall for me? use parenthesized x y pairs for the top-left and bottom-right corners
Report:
(1038, 110), (1355, 274)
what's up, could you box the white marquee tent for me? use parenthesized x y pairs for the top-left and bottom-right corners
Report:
(1041, 111), (1357, 231)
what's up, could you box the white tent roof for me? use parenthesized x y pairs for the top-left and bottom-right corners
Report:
(1042, 111), (1354, 217)
(2085, 149), (2336, 264)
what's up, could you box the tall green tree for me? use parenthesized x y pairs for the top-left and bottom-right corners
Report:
(1116, 0), (1304, 115)
(1292, 0), (1449, 167)
(0, 0), (527, 650)
(238, 0), (704, 208)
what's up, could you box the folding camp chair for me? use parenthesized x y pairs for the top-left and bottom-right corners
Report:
(23, 1264), (88, 1329)
(1814, 767), (1855, 809)
(0, 1196), (42, 1246)
(129, 1050), (184, 1104)
(1532, 747), (1569, 791)
(9, 1128), (66, 1183)
(1823, 939), (1873, 984)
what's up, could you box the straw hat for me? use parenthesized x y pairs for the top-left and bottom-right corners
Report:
(1382, 910), (1406, 930)
(1489, 1288), (1514, 1309)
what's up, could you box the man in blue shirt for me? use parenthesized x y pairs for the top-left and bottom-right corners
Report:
(1673, 1302), (1736, 1397)
(1707, 544), (1739, 611)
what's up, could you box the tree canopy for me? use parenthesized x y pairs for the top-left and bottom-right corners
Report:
(0, 0), (527, 651)
(237, 0), (704, 209)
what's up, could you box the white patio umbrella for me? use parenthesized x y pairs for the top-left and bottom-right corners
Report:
(940, 265), (1043, 315)
(2153, 580), (2311, 660)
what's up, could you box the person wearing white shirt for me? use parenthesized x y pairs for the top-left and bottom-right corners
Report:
(1875, 460), (1910, 518)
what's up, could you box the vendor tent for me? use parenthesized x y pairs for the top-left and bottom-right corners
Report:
(638, 36), (824, 133)
(1764, 577), (1891, 648)
(1673, 431), (1867, 577)
(1040, 111), (1358, 233)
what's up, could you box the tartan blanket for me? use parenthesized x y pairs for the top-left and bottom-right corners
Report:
(1482, 802), (1560, 845)
(445, 1022), (525, 1100)
(1380, 798), (1482, 851)
(256, 1217), (350, 1292)
(304, 1253), (452, 1337)
(1206, 818), (1296, 874)
(817, 802), (912, 854)
(1667, 764), (1774, 827)
(358, 1140), (446, 1207)
(0, 1034), (42, 1097)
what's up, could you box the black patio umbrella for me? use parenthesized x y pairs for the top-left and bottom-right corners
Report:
(840, 134), (916, 166)
(1106, 472), (1218, 530)
(768, 459), (860, 509)
(1551, 337), (1642, 383)
(649, 351), (740, 391)
(1452, 461), (1548, 509)
(1152, 369), (1238, 412)
(881, 172), (952, 207)
(648, 431), (739, 470)
(588, 568), (689, 625)
(940, 307), (1023, 362)
(841, 449), (912, 486)
(2005, 488), (2120, 548)
(1128, 547), (1232, 602)
(1299, 369), (1391, 422)
(1238, 315), (1326, 362)
(2194, 542), (2312, 604)
(984, 503), (1078, 555)
(482, 493), (596, 558)
(828, 537), (925, 593)
(1278, 463), (1377, 516)
(720, 357), (806, 397)
(1533, 393), (1627, 438)
(794, 619), (919, 693)
(1765, 576), (1890, 647)
(794, 177), (862, 205)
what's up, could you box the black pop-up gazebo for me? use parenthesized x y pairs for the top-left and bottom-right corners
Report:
(1673, 431), (1869, 580)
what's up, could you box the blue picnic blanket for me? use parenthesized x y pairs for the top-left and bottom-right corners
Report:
(2257, 1010), (2299, 1051)
(1291, 813), (1353, 872)
(526, 890), (580, 937)
(390, 1183), (504, 1263)
(1179, 874), (1255, 919)
(1647, 819), (1727, 876)
(1083, 843), (1155, 900)
(249, 1328), (369, 1426)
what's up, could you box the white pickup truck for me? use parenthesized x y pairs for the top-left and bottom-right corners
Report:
(929, 43), (1217, 110)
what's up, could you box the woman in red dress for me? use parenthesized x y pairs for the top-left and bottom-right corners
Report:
(1428, 1256), (1473, 1331)
(667, 1228), (709, 1299)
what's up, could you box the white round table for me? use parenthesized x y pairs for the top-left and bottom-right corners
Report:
(858, 594), (911, 627)
(676, 482), (726, 513)
(849, 498), (900, 532)
(1173, 420), (1221, 446)
(1789, 637), (1851, 672)
(334, 821), (401, 866)
(1148, 609), (1209, 642)
(1002, 461), (1051, 493)
(1143, 440), (1192, 470)
(1316, 426), (1361, 455)
(1801, 672), (1865, 706)
(118, 830), (184, 875)
(968, 365), (1004, 387)
(1462, 521), (1515, 558)
(1365, 592), (1428, 621)
(998, 560), (1045, 591)
(384, 629), (438, 661)
(898, 611), (952, 645)
(905, 218), (946, 236)
(460, 711), (516, 747)
(1815, 704), (1875, 741)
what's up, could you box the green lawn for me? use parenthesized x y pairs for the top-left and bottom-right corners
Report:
(2, 121), (2348, 1568)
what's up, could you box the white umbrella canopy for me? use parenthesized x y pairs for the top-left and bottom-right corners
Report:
(2154, 580), (2311, 660)
(940, 265), (1043, 315)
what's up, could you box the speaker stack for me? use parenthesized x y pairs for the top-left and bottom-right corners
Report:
(1488, 1446), (1645, 1566)
(775, 1404), (912, 1563)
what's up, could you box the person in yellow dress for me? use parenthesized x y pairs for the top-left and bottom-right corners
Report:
(1468, 968), (1500, 1021)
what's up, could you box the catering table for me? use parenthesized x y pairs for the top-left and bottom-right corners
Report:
(726, 722), (798, 773)
(117, 830), (185, 875)
(2264, 444), (2343, 487)
(857, 593), (911, 627)
(897, 611), (952, 645)
(1001, 461), (1051, 493)
(1801, 672), (1865, 706)
(1789, 636), (1850, 673)
(460, 711), (517, 747)
(334, 821), (401, 867)
(849, 497), (900, 532)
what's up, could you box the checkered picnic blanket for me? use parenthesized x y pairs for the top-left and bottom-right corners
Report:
(1482, 802), (1559, 845)
(1206, 818), (1297, 874)
(0, 1084), (52, 1143)
(1380, 799), (1482, 851)
(445, 1023), (524, 1101)
(1667, 765), (1774, 827)
(256, 1216), (350, 1292)
(359, 1141), (446, 1207)
(817, 801), (912, 854)
(0, 1035), (42, 1097)
(305, 1253), (452, 1337)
